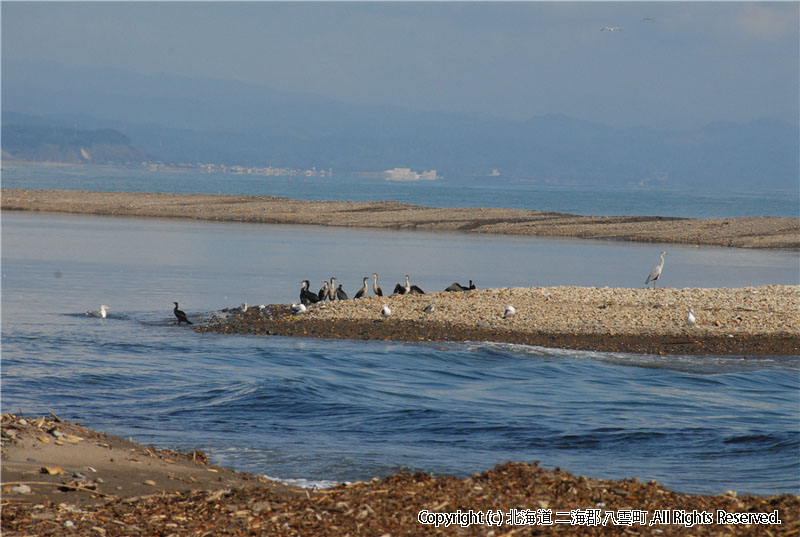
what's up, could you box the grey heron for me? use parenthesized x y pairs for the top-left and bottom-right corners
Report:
(645, 252), (667, 288)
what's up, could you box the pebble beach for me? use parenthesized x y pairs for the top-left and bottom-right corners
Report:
(199, 285), (800, 355)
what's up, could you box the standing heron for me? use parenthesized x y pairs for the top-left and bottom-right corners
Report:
(86, 305), (109, 318)
(372, 273), (384, 296)
(645, 252), (667, 288)
(173, 302), (193, 325)
(354, 277), (368, 299)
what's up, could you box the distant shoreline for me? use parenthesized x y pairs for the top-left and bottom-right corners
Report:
(2, 188), (799, 248)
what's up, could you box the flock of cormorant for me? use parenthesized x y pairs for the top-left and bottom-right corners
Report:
(298, 273), (476, 306)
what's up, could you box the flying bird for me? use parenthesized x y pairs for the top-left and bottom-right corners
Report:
(601, 26), (623, 32)
(173, 302), (193, 325)
(503, 305), (516, 319)
(646, 251), (668, 288)
(86, 305), (109, 318)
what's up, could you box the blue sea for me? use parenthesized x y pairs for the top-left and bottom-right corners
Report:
(1, 164), (799, 496)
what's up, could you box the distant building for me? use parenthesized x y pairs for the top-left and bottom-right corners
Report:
(383, 167), (440, 181)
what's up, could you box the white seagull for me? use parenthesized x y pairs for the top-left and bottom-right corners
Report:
(290, 303), (307, 315)
(686, 309), (697, 327)
(601, 26), (623, 32)
(503, 305), (516, 319)
(86, 305), (109, 318)
(423, 304), (435, 314)
(646, 251), (668, 288)
(381, 304), (392, 319)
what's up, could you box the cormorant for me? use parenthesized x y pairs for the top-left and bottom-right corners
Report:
(86, 305), (109, 318)
(392, 283), (405, 295)
(328, 277), (337, 301)
(503, 305), (516, 319)
(336, 284), (349, 300)
(405, 275), (425, 295)
(354, 277), (368, 299)
(318, 280), (329, 302)
(372, 273), (384, 296)
(300, 280), (320, 305)
(173, 302), (193, 325)
(645, 252), (667, 288)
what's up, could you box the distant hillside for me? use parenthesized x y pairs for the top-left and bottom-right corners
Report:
(2, 122), (147, 164)
(2, 60), (797, 189)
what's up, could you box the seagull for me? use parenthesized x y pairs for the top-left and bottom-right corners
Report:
(601, 26), (623, 32)
(240, 302), (249, 313)
(291, 302), (307, 315)
(686, 309), (696, 327)
(381, 304), (392, 319)
(643, 17), (655, 23)
(173, 302), (193, 325)
(423, 304), (435, 314)
(646, 251), (668, 288)
(86, 305), (109, 318)
(503, 305), (516, 319)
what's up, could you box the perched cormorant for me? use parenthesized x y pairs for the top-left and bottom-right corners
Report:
(445, 280), (475, 292)
(645, 251), (667, 288)
(336, 284), (349, 300)
(354, 277), (368, 299)
(372, 273), (384, 297)
(291, 302), (307, 315)
(328, 277), (337, 301)
(392, 283), (405, 295)
(300, 280), (320, 305)
(86, 305), (109, 318)
(381, 304), (392, 318)
(318, 281), (329, 302)
(503, 305), (516, 319)
(405, 275), (425, 295)
(173, 302), (193, 325)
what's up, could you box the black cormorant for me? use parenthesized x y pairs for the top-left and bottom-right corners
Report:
(354, 277), (368, 299)
(372, 273), (384, 296)
(318, 280), (329, 301)
(336, 284), (349, 300)
(173, 302), (193, 325)
(405, 275), (425, 295)
(300, 280), (320, 305)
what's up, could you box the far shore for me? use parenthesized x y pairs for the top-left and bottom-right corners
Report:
(3, 188), (799, 248)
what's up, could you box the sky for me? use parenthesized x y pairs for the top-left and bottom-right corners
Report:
(2, 1), (798, 129)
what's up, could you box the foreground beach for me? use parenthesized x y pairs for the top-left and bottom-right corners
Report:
(3, 188), (799, 248)
(2, 414), (797, 536)
(199, 285), (800, 356)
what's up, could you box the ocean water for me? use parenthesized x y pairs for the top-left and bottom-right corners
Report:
(2, 163), (798, 218)
(2, 212), (799, 496)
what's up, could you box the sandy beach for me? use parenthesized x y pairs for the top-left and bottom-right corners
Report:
(3, 188), (799, 248)
(2, 413), (798, 536)
(198, 285), (800, 356)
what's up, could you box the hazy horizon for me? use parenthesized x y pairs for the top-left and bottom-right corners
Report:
(3, 2), (798, 130)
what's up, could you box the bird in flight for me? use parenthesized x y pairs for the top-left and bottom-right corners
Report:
(601, 26), (623, 32)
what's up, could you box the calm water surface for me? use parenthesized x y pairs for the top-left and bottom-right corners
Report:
(2, 212), (798, 496)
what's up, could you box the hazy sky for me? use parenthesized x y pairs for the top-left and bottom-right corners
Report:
(3, 1), (798, 128)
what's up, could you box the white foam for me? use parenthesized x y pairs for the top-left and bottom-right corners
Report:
(263, 474), (348, 490)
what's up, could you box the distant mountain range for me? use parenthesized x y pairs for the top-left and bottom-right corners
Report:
(2, 59), (798, 189)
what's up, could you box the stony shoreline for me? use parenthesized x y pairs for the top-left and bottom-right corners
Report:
(198, 285), (800, 356)
(2, 414), (798, 536)
(3, 188), (799, 248)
